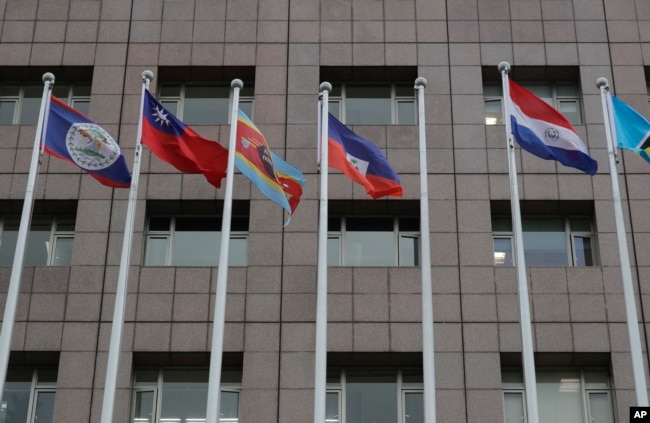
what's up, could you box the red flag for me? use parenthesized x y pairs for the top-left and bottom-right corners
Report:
(141, 90), (228, 188)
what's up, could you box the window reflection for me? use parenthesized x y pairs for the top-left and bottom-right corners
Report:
(328, 216), (420, 266)
(131, 368), (241, 423)
(158, 84), (254, 125)
(0, 368), (57, 423)
(491, 215), (596, 267)
(327, 369), (423, 423)
(145, 216), (248, 267)
(0, 217), (75, 266)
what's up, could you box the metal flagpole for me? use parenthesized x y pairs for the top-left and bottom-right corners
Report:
(597, 77), (650, 406)
(100, 70), (153, 423)
(0, 72), (54, 400)
(499, 62), (540, 423)
(206, 78), (243, 423)
(415, 77), (437, 423)
(314, 81), (332, 423)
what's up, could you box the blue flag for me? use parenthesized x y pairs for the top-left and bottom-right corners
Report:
(44, 96), (131, 187)
(611, 95), (650, 163)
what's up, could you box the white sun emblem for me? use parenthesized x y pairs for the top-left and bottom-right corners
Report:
(153, 106), (170, 126)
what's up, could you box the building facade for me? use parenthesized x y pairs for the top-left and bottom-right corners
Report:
(0, 0), (647, 422)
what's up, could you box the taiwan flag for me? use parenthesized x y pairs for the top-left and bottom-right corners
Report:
(141, 90), (228, 188)
(44, 96), (131, 188)
(327, 113), (403, 198)
(506, 79), (597, 175)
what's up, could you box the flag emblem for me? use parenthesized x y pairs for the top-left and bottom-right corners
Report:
(66, 123), (122, 170)
(545, 128), (559, 141)
(346, 153), (369, 175)
(152, 106), (170, 126)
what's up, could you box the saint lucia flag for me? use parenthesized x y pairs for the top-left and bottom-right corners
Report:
(610, 95), (650, 163)
(507, 79), (598, 175)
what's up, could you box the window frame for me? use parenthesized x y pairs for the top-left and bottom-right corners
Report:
(157, 82), (254, 124)
(144, 215), (249, 267)
(501, 368), (614, 423)
(483, 82), (583, 125)
(326, 368), (423, 423)
(130, 368), (241, 423)
(0, 216), (75, 266)
(327, 216), (420, 267)
(1, 367), (57, 423)
(328, 83), (416, 125)
(0, 83), (90, 125)
(492, 215), (597, 267)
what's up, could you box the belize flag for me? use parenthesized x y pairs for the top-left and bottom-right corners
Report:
(235, 110), (305, 219)
(327, 113), (403, 198)
(141, 90), (228, 188)
(44, 96), (131, 188)
(507, 79), (597, 175)
(610, 95), (650, 164)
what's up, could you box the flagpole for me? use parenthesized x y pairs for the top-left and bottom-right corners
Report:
(415, 77), (437, 423)
(597, 78), (650, 406)
(206, 78), (242, 423)
(314, 81), (332, 423)
(100, 69), (153, 423)
(499, 62), (540, 423)
(0, 73), (54, 400)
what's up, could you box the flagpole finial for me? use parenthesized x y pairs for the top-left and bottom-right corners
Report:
(498, 62), (510, 73)
(415, 77), (427, 88)
(42, 73), (55, 83)
(231, 79), (244, 89)
(142, 70), (154, 83)
(596, 77), (609, 90)
(320, 82), (332, 93)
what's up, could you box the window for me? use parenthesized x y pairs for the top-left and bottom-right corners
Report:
(328, 83), (416, 125)
(484, 83), (582, 125)
(1, 367), (57, 423)
(157, 83), (254, 125)
(0, 216), (75, 266)
(321, 66), (418, 125)
(0, 83), (90, 125)
(502, 368), (614, 423)
(492, 216), (596, 267)
(326, 368), (423, 423)
(145, 215), (248, 267)
(328, 217), (419, 267)
(131, 368), (241, 423)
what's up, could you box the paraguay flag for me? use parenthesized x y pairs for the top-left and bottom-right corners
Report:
(327, 113), (403, 198)
(236, 110), (304, 220)
(610, 95), (650, 164)
(44, 96), (131, 188)
(141, 90), (228, 188)
(507, 79), (597, 175)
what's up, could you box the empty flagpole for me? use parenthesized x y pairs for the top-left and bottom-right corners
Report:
(597, 78), (650, 406)
(415, 77), (437, 423)
(100, 70), (153, 423)
(206, 78), (243, 423)
(499, 62), (540, 423)
(0, 73), (54, 399)
(314, 82), (332, 423)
